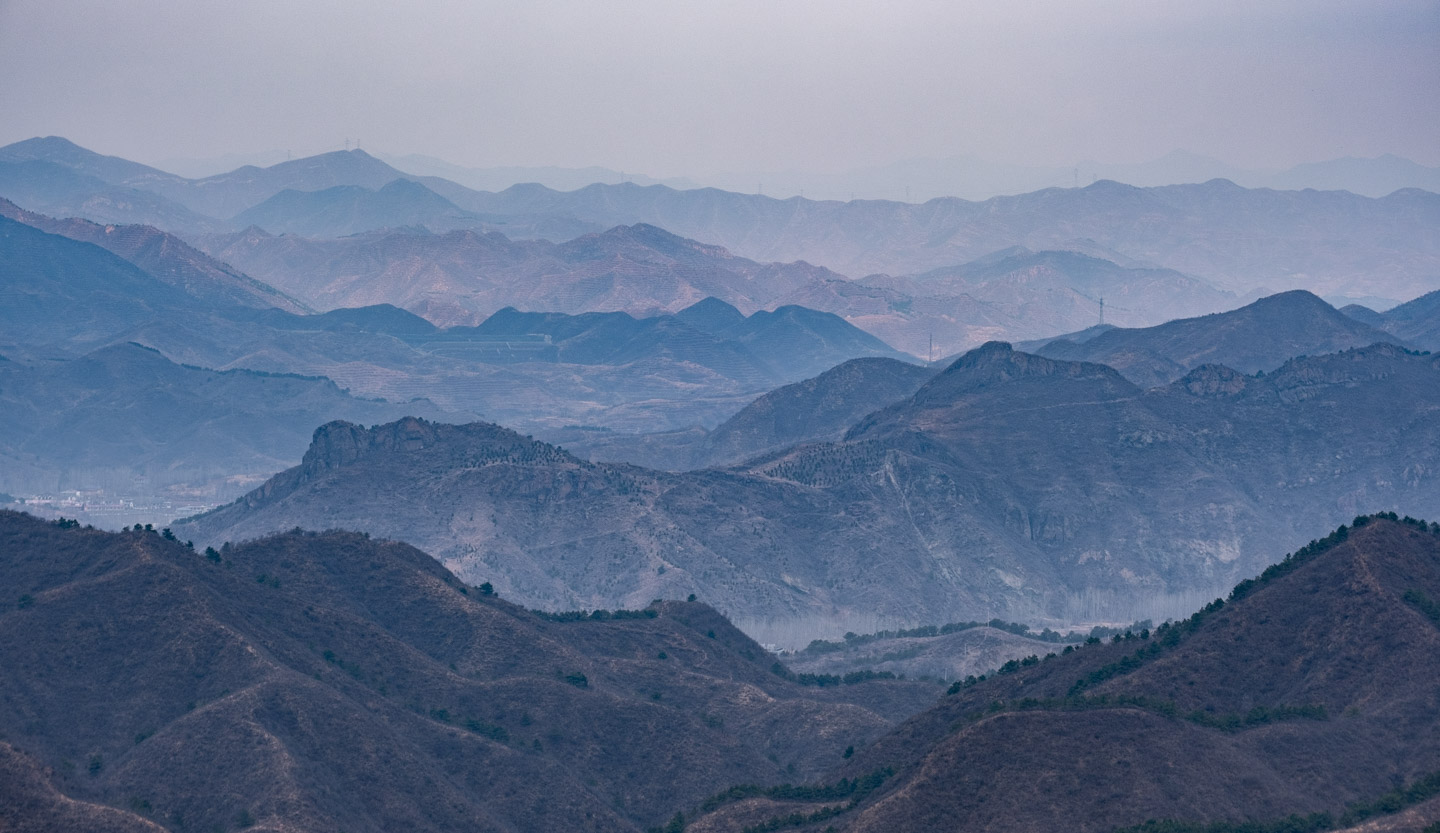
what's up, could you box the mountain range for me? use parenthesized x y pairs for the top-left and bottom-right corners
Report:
(1344, 290), (1440, 352)
(0, 197), (308, 314)
(230, 178), (481, 237)
(458, 299), (907, 385)
(444, 178), (1440, 302)
(193, 222), (850, 329)
(0, 342), (462, 498)
(1034, 289), (1403, 387)
(192, 221), (1240, 356)
(6, 509), (1438, 830)
(692, 515), (1440, 832)
(4, 137), (1436, 317)
(176, 341), (1440, 632)
(548, 357), (938, 471)
(704, 149), (1440, 202)
(0, 206), (913, 440)
(0, 510), (938, 832)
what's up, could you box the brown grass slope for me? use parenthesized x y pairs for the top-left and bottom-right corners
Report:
(0, 511), (938, 833)
(703, 516), (1440, 833)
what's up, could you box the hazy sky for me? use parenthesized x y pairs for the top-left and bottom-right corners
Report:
(2, 0), (1436, 176)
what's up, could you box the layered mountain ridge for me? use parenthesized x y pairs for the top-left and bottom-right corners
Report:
(0, 510), (938, 832)
(177, 341), (1440, 630)
(5, 137), (1436, 354)
(697, 515), (1440, 832)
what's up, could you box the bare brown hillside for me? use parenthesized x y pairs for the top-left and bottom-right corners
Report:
(0, 511), (938, 832)
(689, 515), (1440, 833)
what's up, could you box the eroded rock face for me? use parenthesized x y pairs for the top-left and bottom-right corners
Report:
(1180, 364), (1249, 397)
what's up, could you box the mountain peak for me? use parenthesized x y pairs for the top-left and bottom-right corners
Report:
(845, 343), (1133, 440)
(1036, 289), (1400, 387)
(0, 135), (176, 185)
(1249, 288), (1330, 310)
(676, 296), (746, 333)
(0, 135), (86, 155)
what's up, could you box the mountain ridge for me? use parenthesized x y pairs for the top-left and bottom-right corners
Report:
(0, 509), (938, 831)
(758, 515), (1440, 833)
(1036, 289), (1404, 387)
(176, 342), (1440, 629)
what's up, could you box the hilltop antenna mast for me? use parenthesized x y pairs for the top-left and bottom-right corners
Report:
(1099, 297), (1105, 326)
(929, 332), (934, 364)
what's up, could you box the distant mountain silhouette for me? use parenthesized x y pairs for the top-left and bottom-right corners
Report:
(5, 138), (1436, 314)
(0, 214), (217, 347)
(232, 178), (479, 237)
(0, 159), (220, 234)
(0, 511), (937, 831)
(1347, 289), (1440, 351)
(0, 198), (308, 313)
(704, 149), (1440, 202)
(0, 135), (186, 191)
(194, 222), (854, 329)
(245, 303), (440, 337)
(1337, 302), (1388, 328)
(1265, 153), (1440, 196)
(696, 357), (935, 468)
(553, 356), (936, 471)
(178, 344), (1440, 626)
(0, 138), (461, 223)
(196, 219), (1248, 358)
(460, 299), (907, 386)
(464, 306), (776, 387)
(1036, 289), (1402, 387)
(175, 148), (428, 217)
(0, 212), (781, 435)
(7, 137), (1434, 355)
(446, 178), (1440, 302)
(0, 342), (461, 497)
(839, 248), (1236, 355)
